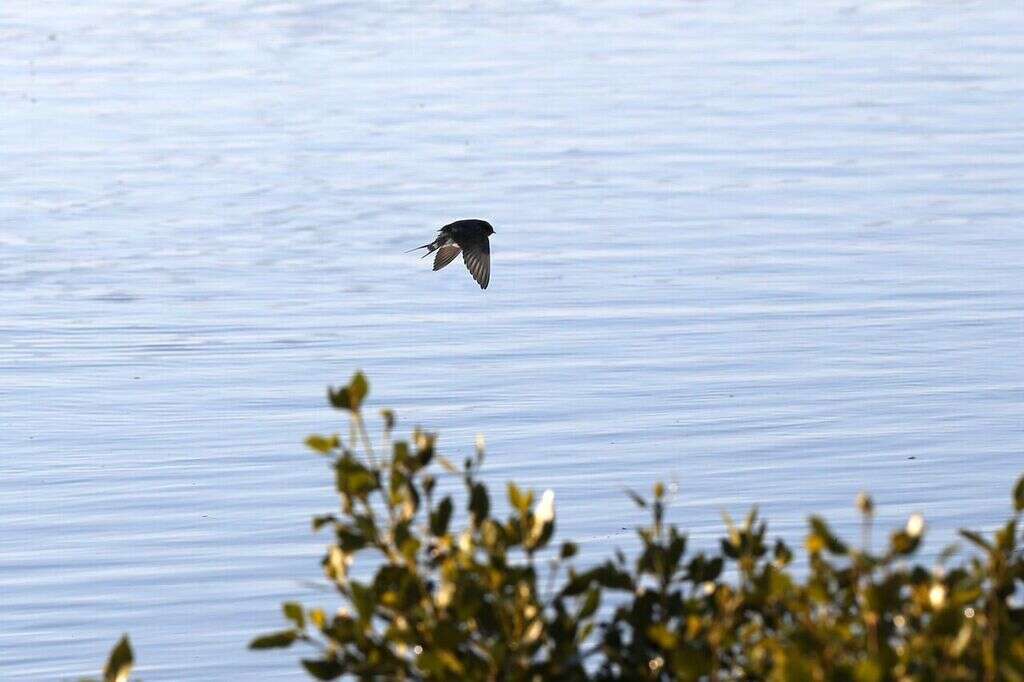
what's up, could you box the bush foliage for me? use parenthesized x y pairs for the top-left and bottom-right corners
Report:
(243, 372), (1024, 681)
(93, 372), (1024, 680)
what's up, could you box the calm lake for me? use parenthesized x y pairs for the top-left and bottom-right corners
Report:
(2, 1), (1023, 678)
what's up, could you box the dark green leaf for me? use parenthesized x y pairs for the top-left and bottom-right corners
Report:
(624, 488), (647, 508)
(327, 386), (351, 411)
(997, 518), (1018, 552)
(282, 602), (304, 628)
(890, 531), (920, 556)
(327, 373), (369, 413)
(302, 658), (343, 680)
(430, 497), (453, 536)
(416, 432), (436, 467)
(469, 482), (490, 525)
(312, 514), (337, 531)
(103, 634), (133, 682)
(336, 526), (367, 552)
(667, 528), (687, 568)
(305, 434), (337, 454)
(249, 630), (297, 649)
(349, 581), (375, 623)
(392, 441), (410, 467)
(508, 482), (532, 514)
(579, 587), (601, 620)
(561, 568), (595, 597)
(335, 454), (378, 499)
(809, 515), (849, 555)
(326, 615), (357, 644)
(1014, 475), (1024, 512)
(959, 529), (994, 552)
(595, 562), (634, 591)
(348, 372), (369, 410)
(774, 539), (793, 566)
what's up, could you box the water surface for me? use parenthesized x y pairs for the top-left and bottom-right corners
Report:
(2, 1), (1023, 679)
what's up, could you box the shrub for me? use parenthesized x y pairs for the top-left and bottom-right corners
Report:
(248, 372), (1024, 681)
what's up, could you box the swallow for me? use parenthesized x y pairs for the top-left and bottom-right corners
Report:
(407, 219), (494, 289)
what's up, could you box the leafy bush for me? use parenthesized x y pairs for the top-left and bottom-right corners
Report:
(248, 372), (1024, 681)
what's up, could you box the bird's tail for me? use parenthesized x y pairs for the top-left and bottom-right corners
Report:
(406, 242), (436, 258)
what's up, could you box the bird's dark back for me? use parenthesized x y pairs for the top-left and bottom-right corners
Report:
(442, 219), (494, 238)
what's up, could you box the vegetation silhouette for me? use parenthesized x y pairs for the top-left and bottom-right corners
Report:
(94, 373), (1024, 680)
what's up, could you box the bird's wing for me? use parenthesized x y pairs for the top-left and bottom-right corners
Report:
(460, 234), (490, 289)
(433, 245), (462, 271)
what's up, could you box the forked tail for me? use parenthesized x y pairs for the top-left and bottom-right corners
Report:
(405, 242), (436, 258)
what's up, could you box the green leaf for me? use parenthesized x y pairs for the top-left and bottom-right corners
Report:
(469, 482), (490, 525)
(335, 454), (378, 499)
(302, 658), (343, 680)
(647, 623), (677, 650)
(561, 568), (595, 597)
(312, 514), (337, 531)
(508, 482), (533, 514)
(305, 434), (337, 454)
(667, 528), (687, 569)
(996, 517), (1018, 552)
(578, 587), (601, 620)
(624, 488), (647, 508)
(774, 539), (793, 566)
(937, 542), (961, 564)
(415, 432), (436, 467)
(326, 614), (357, 644)
(103, 634), (133, 682)
(400, 535), (421, 561)
(282, 602), (305, 629)
(392, 441), (410, 468)
(348, 372), (369, 409)
(595, 562), (635, 591)
(327, 386), (351, 411)
(249, 630), (297, 649)
(560, 541), (579, 560)
(336, 526), (367, 553)
(1014, 475), (1024, 512)
(326, 373), (370, 413)
(959, 529), (994, 552)
(349, 581), (375, 623)
(809, 515), (849, 555)
(890, 530), (920, 556)
(430, 497), (454, 536)
(688, 555), (724, 583)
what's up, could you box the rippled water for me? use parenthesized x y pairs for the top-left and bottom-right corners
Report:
(2, 1), (1023, 678)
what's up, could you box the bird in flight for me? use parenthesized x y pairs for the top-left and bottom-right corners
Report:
(408, 219), (494, 289)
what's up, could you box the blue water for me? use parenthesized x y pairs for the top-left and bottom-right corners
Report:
(2, 1), (1023, 679)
